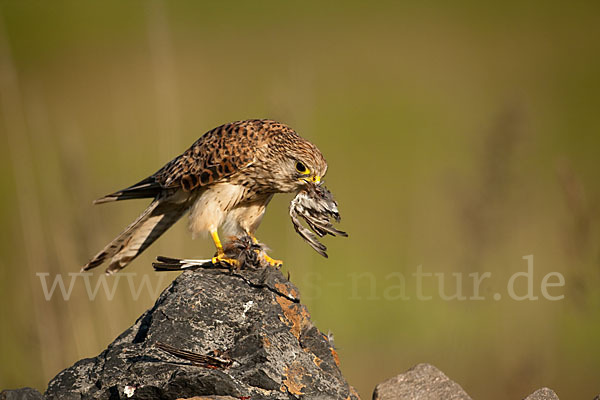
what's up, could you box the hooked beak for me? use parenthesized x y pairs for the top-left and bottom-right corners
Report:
(302, 175), (321, 185)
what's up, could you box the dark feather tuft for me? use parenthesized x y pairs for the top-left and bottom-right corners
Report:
(94, 176), (162, 204)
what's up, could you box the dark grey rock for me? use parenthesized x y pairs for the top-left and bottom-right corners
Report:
(372, 363), (472, 400)
(523, 387), (560, 400)
(0, 387), (43, 400)
(44, 266), (360, 399)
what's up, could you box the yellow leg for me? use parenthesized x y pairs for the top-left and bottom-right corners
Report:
(210, 229), (239, 267)
(211, 230), (225, 253)
(247, 232), (283, 267)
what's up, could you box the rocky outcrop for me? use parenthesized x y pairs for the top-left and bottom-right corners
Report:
(373, 363), (472, 400)
(523, 387), (560, 400)
(43, 265), (359, 399)
(372, 365), (564, 400)
(0, 263), (574, 400)
(0, 388), (43, 400)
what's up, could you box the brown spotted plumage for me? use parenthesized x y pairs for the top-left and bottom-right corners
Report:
(83, 119), (333, 274)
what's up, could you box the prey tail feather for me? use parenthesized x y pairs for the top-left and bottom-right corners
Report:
(82, 199), (188, 274)
(153, 256), (212, 271)
(94, 176), (161, 204)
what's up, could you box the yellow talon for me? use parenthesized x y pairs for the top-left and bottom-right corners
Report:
(210, 229), (239, 267)
(211, 253), (239, 267)
(265, 254), (283, 267)
(257, 250), (283, 267)
(247, 232), (282, 267)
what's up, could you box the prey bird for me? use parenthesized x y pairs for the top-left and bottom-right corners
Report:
(289, 184), (347, 258)
(83, 119), (345, 274)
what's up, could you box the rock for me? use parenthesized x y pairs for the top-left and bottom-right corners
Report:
(373, 363), (472, 400)
(175, 397), (238, 400)
(44, 265), (360, 399)
(523, 388), (560, 400)
(0, 387), (44, 400)
(6, 259), (567, 400)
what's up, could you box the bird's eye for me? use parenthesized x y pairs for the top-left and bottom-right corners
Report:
(295, 161), (309, 174)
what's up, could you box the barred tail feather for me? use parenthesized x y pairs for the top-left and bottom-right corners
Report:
(82, 199), (188, 274)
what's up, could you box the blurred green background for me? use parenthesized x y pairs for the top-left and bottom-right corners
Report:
(1, 1), (599, 398)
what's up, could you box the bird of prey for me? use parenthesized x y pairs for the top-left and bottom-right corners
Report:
(83, 119), (338, 274)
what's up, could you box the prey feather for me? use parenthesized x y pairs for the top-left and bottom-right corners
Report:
(289, 184), (347, 257)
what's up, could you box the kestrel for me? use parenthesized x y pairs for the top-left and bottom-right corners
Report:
(83, 119), (336, 274)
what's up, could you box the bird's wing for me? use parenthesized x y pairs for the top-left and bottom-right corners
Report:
(95, 119), (285, 204)
(154, 120), (272, 191)
(94, 120), (264, 204)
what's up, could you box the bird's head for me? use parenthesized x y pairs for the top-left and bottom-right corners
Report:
(268, 135), (328, 193)
(289, 141), (328, 189)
